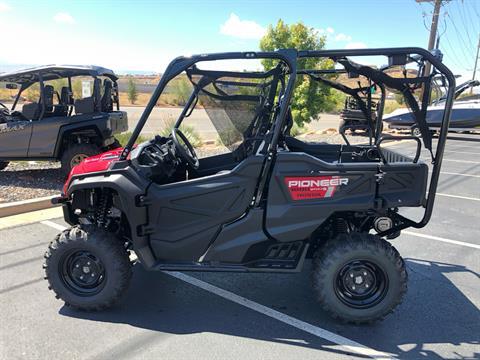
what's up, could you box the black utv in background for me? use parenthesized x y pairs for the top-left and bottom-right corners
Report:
(0, 65), (128, 175)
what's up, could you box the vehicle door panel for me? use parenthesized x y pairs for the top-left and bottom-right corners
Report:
(0, 120), (33, 157)
(146, 155), (264, 262)
(27, 115), (68, 157)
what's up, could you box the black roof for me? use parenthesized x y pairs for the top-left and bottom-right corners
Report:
(0, 65), (118, 85)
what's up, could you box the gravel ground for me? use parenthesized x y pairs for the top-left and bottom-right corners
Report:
(0, 132), (371, 204)
(0, 161), (63, 203)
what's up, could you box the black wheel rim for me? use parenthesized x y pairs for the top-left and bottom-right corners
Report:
(334, 260), (388, 309)
(60, 250), (106, 296)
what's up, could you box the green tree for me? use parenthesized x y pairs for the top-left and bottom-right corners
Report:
(127, 77), (138, 104)
(394, 92), (405, 106)
(260, 20), (334, 126)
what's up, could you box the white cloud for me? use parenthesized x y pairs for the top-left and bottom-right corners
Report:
(344, 42), (367, 49)
(220, 13), (266, 40)
(0, 2), (11, 12)
(334, 33), (352, 42)
(53, 12), (75, 24)
(315, 27), (336, 37)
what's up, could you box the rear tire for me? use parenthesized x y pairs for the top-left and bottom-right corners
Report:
(44, 225), (132, 311)
(0, 161), (9, 171)
(312, 233), (407, 324)
(60, 143), (100, 176)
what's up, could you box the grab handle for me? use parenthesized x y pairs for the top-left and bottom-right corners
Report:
(376, 135), (422, 164)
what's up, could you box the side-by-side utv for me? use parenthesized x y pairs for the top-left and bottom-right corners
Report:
(44, 48), (455, 323)
(0, 65), (128, 175)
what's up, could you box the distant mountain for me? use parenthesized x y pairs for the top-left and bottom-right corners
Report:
(114, 69), (159, 76)
(0, 63), (158, 76)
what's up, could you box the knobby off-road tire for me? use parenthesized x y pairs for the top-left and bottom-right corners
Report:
(312, 233), (407, 324)
(60, 143), (100, 176)
(0, 161), (9, 171)
(44, 226), (132, 311)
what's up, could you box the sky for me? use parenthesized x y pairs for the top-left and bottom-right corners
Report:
(0, 0), (478, 82)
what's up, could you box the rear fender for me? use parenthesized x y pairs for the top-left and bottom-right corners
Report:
(54, 113), (120, 157)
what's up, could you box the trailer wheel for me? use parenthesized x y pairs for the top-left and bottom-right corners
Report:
(312, 233), (407, 324)
(44, 225), (132, 311)
(61, 143), (100, 175)
(0, 161), (9, 171)
(411, 126), (422, 138)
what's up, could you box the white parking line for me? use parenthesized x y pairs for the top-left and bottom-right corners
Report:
(403, 231), (480, 250)
(40, 220), (67, 232)
(437, 193), (480, 202)
(445, 150), (480, 155)
(38, 220), (391, 359)
(164, 271), (393, 360)
(442, 159), (480, 164)
(437, 171), (480, 178)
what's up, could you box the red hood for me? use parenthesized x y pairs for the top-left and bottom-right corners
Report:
(63, 147), (124, 194)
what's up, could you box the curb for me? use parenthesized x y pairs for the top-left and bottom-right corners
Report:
(0, 195), (60, 218)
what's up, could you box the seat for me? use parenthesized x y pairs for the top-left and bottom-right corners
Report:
(21, 85), (55, 120)
(101, 79), (113, 112)
(22, 102), (40, 120)
(43, 85), (55, 114)
(53, 86), (73, 116)
(74, 79), (101, 114)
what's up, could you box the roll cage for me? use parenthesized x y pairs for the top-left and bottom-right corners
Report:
(123, 48), (455, 236)
(0, 65), (120, 120)
(297, 47), (456, 235)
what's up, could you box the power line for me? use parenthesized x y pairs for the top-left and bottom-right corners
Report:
(463, 1), (480, 35)
(442, 32), (471, 69)
(454, 1), (474, 48)
(445, 11), (476, 58)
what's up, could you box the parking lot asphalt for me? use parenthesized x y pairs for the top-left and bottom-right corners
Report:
(0, 134), (479, 360)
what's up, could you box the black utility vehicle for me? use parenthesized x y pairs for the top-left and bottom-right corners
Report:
(45, 48), (455, 323)
(0, 65), (128, 175)
(339, 96), (381, 135)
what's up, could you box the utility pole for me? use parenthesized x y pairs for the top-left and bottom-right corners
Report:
(416, 0), (444, 76)
(471, 33), (480, 94)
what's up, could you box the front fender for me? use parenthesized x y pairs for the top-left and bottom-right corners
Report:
(66, 169), (156, 268)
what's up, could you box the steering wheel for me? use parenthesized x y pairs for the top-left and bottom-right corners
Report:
(171, 128), (199, 169)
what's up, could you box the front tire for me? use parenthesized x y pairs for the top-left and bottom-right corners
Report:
(44, 226), (132, 311)
(0, 161), (9, 171)
(61, 143), (100, 176)
(312, 233), (407, 324)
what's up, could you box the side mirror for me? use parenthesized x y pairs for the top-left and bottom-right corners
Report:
(6, 83), (18, 90)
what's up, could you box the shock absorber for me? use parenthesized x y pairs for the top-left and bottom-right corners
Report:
(335, 218), (349, 234)
(95, 191), (110, 228)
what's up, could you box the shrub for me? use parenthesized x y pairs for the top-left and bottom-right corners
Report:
(289, 122), (307, 137)
(127, 78), (138, 104)
(159, 118), (202, 147)
(168, 77), (192, 106)
(115, 132), (148, 147)
(383, 100), (404, 115)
